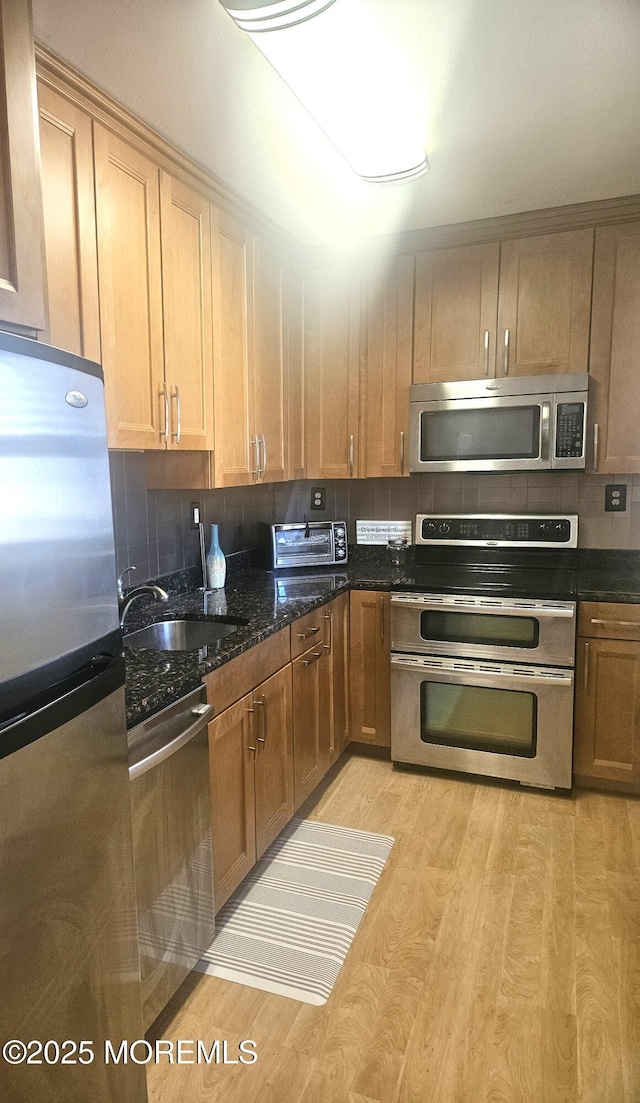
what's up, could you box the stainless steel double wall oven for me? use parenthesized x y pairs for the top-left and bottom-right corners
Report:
(391, 514), (578, 790)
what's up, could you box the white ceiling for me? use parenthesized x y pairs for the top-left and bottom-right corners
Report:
(33, 0), (640, 247)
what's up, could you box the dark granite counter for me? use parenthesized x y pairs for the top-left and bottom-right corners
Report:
(124, 546), (640, 728)
(124, 548), (400, 728)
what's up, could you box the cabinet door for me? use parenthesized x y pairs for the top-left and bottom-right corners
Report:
(497, 229), (593, 377)
(304, 265), (360, 479)
(324, 592), (350, 767)
(0, 0), (46, 331)
(208, 694), (256, 910)
(286, 264), (305, 480)
(159, 173), (213, 451)
(589, 222), (640, 473)
(253, 235), (287, 482)
(94, 126), (165, 449)
(364, 254), (414, 476)
(574, 636), (640, 789)
(413, 243), (499, 383)
(292, 644), (328, 809)
(212, 208), (255, 486)
(38, 83), (100, 361)
(349, 590), (391, 747)
(253, 665), (294, 857)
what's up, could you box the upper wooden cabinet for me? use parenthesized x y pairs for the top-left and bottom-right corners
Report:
(589, 222), (640, 473)
(95, 126), (214, 450)
(413, 229), (593, 383)
(252, 235), (288, 483)
(94, 126), (165, 449)
(304, 265), (361, 479)
(38, 83), (100, 360)
(497, 229), (593, 377)
(413, 243), (499, 383)
(363, 254), (414, 477)
(159, 172), (214, 451)
(0, 0), (46, 332)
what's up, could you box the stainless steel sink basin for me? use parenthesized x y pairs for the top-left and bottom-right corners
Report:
(124, 618), (247, 651)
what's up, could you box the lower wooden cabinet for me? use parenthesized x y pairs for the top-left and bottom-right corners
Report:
(349, 590), (391, 747)
(325, 591), (350, 766)
(574, 602), (640, 791)
(292, 640), (331, 809)
(208, 664), (293, 910)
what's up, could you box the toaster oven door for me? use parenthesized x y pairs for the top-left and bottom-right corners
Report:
(273, 523), (334, 568)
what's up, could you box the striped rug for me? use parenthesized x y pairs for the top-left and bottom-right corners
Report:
(194, 818), (394, 1005)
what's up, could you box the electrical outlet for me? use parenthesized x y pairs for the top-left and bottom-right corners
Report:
(190, 502), (202, 529)
(310, 486), (326, 510)
(605, 484), (627, 512)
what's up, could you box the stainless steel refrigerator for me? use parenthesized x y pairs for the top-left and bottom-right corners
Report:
(0, 333), (147, 1102)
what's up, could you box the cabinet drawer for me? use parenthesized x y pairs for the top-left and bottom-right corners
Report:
(291, 606), (327, 658)
(203, 626), (290, 713)
(579, 602), (640, 640)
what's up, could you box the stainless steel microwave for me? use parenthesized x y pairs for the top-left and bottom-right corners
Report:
(268, 522), (348, 569)
(409, 372), (589, 474)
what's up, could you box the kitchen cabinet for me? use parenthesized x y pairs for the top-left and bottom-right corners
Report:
(38, 82), (100, 360)
(159, 172), (214, 451)
(292, 637), (331, 809)
(574, 602), (640, 791)
(413, 230), (593, 383)
(0, 0), (46, 333)
(209, 664), (294, 909)
(252, 234), (288, 483)
(363, 254), (414, 476)
(304, 264), (361, 479)
(94, 126), (165, 449)
(413, 243), (500, 383)
(95, 125), (214, 451)
(349, 590), (391, 747)
(588, 222), (640, 473)
(324, 591), (350, 765)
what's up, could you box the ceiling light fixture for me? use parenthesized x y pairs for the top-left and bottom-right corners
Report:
(219, 0), (429, 184)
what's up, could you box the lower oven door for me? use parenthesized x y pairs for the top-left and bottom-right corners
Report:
(391, 653), (574, 789)
(391, 593), (576, 666)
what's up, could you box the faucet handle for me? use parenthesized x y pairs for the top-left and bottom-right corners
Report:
(116, 566), (136, 599)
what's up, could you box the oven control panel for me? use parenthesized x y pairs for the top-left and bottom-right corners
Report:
(416, 514), (577, 547)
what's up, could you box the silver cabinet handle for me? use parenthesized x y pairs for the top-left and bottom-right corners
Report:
(250, 436), (259, 477)
(400, 430), (405, 475)
(323, 610), (332, 654)
(503, 329), (510, 375)
(302, 651), (322, 666)
(591, 619), (640, 628)
(593, 423), (599, 470)
(583, 641), (590, 692)
(254, 694), (266, 742)
(297, 626), (320, 639)
(244, 705), (257, 751)
(170, 385), (181, 443)
(349, 434), (354, 477)
(159, 383), (169, 444)
(484, 329), (490, 376)
(261, 434), (267, 478)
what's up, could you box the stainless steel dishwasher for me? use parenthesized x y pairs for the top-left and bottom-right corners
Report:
(128, 686), (215, 1031)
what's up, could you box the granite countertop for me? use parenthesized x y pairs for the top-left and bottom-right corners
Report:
(124, 547), (640, 728)
(124, 549), (399, 728)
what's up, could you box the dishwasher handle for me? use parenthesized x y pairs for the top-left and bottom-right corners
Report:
(128, 703), (213, 780)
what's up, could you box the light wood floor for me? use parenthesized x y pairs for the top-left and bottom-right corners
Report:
(147, 753), (640, 1103)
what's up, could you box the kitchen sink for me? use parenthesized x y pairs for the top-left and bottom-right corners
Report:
(124, 618), (247, 651)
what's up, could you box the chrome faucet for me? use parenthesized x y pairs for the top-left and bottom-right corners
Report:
(117, 568), (169, 629)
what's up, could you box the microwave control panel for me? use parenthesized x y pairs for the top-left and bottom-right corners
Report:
(555, 402), (585, 458)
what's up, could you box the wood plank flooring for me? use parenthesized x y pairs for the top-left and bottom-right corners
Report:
(147, 753), (640, 1103)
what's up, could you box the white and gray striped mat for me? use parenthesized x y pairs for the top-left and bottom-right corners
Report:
(194, 818), (394, 1005)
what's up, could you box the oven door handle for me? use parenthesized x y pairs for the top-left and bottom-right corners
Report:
(390, 655), (573, 686)
(390, 596), (576, 617)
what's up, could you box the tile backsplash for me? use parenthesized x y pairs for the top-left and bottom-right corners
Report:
(109, 453), (640, 583)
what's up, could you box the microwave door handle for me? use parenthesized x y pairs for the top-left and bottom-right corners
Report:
(540, 402), (551, 461)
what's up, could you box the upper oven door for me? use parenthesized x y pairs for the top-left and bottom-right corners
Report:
(409, 393), (551, 473)
(272, 523), (334, 567)
(391, 593), (576, 666)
